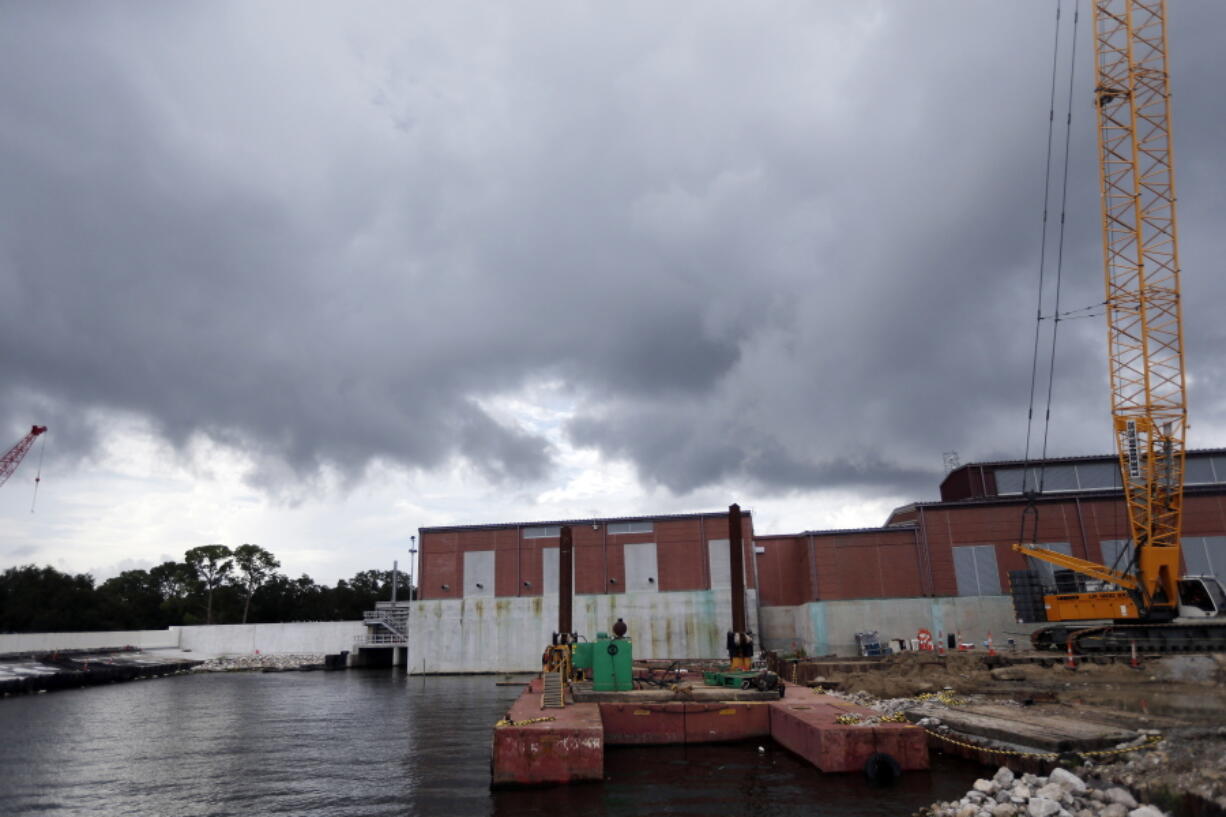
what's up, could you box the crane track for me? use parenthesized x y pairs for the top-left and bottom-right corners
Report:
(1032, 622), (1226, 654)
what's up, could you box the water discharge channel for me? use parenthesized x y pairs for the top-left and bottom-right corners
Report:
(0, 670), (985, 816)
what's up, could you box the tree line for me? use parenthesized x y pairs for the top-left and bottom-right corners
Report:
(0, 544), (413, 633)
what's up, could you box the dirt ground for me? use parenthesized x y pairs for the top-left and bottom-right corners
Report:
(802, 651), (1226, 813)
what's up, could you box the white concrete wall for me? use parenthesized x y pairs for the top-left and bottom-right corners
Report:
(175, 621), (365, 656)
(406, 589), (760, 674)
(0, 622), (366, 657)
(759, 596), (1041, 656)
(0, 629), (180, 655)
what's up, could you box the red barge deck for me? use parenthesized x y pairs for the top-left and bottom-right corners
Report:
(491, 679), (928, 787)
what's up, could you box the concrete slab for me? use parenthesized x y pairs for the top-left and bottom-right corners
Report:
(907, 702), (1136, 752)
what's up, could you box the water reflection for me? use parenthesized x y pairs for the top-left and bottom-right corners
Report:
(0, 671), (981, 817)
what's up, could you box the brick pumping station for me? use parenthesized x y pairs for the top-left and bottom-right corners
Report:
(490, 505), (928, 787)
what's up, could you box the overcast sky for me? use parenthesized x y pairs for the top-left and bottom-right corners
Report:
(2, 2), (1224, 585)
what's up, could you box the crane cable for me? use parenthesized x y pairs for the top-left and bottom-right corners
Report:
(29, 432), (46, 513)
(1019, 0), (1081, 549)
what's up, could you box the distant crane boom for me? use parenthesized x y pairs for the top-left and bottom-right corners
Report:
(0, 426), (48, 488)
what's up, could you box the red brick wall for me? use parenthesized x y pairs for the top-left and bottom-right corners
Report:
(419, 493), (1226, 604)
(754, 535), (810, 606)
(418, 512), (755, 600)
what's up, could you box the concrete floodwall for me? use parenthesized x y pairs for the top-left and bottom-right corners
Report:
(0, 629), (179, 655)
(174, 622), (365, 656)
(407, 590), (760, 674)
(759, 596), (1040, 656)
(0, 622), (366, 658)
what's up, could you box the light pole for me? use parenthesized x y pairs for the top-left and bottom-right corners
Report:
(407, 534), (418, 674)
(409, 535), (417, 601)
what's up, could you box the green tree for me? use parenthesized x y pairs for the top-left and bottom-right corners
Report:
(149, 561), (196, 626)
(98, 569), (163, 629)
(0, 565), (100, 632)
(233, 544), (280, 624)
(184, 544), (234, 625)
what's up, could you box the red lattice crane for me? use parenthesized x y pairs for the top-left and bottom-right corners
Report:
(0, 426), (47, 489)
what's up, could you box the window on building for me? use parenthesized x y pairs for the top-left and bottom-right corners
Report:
(1100, 539), (1134, 574)
(463, 551), (494, 598)
(997, 462), (1126, 494)
(1024, 542), (1072, 590)
(952, 545), (1001, 596)
(523, 526), (561, 539)
(1041, 466), (1079, 492)
(608, 521), (654, 535)
(1076, 462), (1119, 490)
(1184, 536), (1226, 580)
(541, 547), (577, 595)
(623, 542), (658, 591)
(1186, 457), (1216, 485)
(708, 539), (731, 589)
(994, 468), (1027, 495)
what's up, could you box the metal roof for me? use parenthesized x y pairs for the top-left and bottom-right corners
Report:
(758, 523), (919, 538)
(419, 508), (751, 534)
(951, 446), (1226, 471)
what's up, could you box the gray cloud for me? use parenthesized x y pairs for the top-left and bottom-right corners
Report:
(2, 2), (1224, 502)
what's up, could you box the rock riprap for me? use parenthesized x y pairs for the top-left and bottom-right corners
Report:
(920, 767), (1168, 817)
(191, 653), (325, 672)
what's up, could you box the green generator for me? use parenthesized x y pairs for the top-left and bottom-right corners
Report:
(574, 631), (633, 691)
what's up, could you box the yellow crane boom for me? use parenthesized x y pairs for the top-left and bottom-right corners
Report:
(1093, 0), (1186, 615)
(1012, 0), (1187, 622)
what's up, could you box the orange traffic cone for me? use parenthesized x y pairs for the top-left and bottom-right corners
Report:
(1065, 639), (1077, 669)
(937, 631), (946, 655)
(1130, 639), (1140, 669)
(987, 631), (997, 657)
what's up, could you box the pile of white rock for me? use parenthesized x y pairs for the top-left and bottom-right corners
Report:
(191, 653), (325, 672)
(923, 766), (1168, 817)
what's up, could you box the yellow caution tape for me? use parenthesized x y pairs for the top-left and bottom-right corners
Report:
(495, 716), (557, 728)
(923, 728), (1162, 760)
(915, 691), (966, 706)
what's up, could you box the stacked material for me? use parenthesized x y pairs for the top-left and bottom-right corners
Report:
(921, 766), (1167, 817)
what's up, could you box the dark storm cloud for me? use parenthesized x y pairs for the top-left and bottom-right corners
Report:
(1, 2), (1224, 500)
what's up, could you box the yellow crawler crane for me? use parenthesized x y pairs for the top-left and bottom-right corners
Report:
(1012, 1), (1226, 652)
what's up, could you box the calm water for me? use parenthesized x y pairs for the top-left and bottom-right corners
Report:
(0, 670), (983, 816)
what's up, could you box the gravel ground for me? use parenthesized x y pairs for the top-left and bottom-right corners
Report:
(808, 653), (1226, 816)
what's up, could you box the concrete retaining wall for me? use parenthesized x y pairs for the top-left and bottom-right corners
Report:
(406, 590), (760, 674)
(0, 622), (365, 658)
(0, 629), (179, 655)
(759, 596), (1039, 656)
(174, 622), (365, 655)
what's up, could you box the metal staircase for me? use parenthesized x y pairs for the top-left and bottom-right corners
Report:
(361, 605), (409, 646)
(541, 671), (565, 709)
